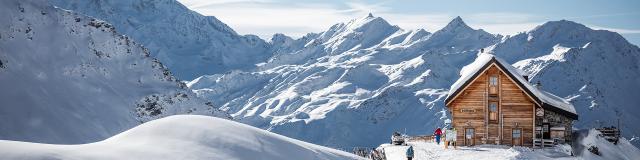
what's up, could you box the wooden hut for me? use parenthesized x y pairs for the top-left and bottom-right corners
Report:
(444, 53), (578, 147)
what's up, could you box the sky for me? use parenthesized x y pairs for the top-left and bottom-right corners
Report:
(176, 0), (640, 46)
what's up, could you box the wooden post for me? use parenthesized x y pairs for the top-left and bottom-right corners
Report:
(498, 73), (503, 145)
(484, 73), (488, 144)
(532, 104), (536, 148)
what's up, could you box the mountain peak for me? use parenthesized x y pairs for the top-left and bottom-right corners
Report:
(533, 20), (590, 32)
(346, 14), (395, 31)
(367, 12), (374, 18)
(442, 16), (471, 31)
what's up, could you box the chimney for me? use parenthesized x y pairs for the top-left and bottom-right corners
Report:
(480, 48), (484, 53)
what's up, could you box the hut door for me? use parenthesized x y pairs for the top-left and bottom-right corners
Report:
(465, 128), (475, 146)
(512, 129), (522, 146)
(542, 123), (550, 139)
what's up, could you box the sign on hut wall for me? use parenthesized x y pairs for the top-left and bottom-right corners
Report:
(461, 108), (476, 113)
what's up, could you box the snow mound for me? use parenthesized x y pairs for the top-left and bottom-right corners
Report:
(0, 115), (363, 160)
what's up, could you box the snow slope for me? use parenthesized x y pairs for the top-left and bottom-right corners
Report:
(0, 115), (363, 160)
(0, 0), (228, 144)
(49, 0), (272, 80)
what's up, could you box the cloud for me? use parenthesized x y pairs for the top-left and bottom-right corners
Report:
(175, 1), (582, 39)
(589, 26), (640, 34)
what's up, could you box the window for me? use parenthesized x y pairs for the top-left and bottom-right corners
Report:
(512, 129), (521, 138)
(466, 128), (474, 138)
(489, 76), (498, 86)
(489, 102), (498, 122)
(489, 75), (498, 95)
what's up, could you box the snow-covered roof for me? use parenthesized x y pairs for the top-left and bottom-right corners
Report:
(445, 53), (578, 119)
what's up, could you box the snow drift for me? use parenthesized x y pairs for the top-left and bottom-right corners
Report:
(0, 115), (362, 160)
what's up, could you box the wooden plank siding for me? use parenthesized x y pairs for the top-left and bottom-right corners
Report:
(450, 64), (535, 147)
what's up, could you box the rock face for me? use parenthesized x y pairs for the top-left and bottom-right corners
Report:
(49, 0), (272, 80)
(0, 0), (228, 144)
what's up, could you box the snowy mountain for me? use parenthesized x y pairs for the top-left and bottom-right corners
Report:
(0, 0), (228, 144)
(188, 14), (503, 148)
(0, 115), (362, 160)
(49, 0), (272, 80)
(187, 13), (640, 149)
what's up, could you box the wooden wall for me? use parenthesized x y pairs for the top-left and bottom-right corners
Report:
(449, 64), (535, 147)
(499, 68), (534, 146)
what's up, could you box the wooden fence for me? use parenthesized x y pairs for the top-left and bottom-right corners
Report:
(596, 127), (621, 144)
(407, 134), (435, 142)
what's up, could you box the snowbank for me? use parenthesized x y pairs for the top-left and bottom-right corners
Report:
(381, 142), (575, 160)
(379, 129), (640, 160)
(0, 115), (363, 160)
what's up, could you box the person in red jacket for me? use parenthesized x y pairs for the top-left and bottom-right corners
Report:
(434, 128), (442, 145)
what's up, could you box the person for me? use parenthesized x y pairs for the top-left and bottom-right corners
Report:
(444, 128), (449, 149)
(406, 146), (414, 160)
(434, 127), (442, 145)
(450, 127), (457, 149)
(445, 127), (457, 149)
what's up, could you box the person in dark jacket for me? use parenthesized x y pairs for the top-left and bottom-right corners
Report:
(434, 127), (443, 145)
(406, 146), (414, 160)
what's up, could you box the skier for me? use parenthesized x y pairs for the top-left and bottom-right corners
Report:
(434, 127), (442, 145)
(406, 146), (414, 160)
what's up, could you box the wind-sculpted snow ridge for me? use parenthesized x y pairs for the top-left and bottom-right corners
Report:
(49, 0), (272, 80)
(0, 115), (363, 160)
(0, 0), (229, 144)
(189, 15), (502, 148)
